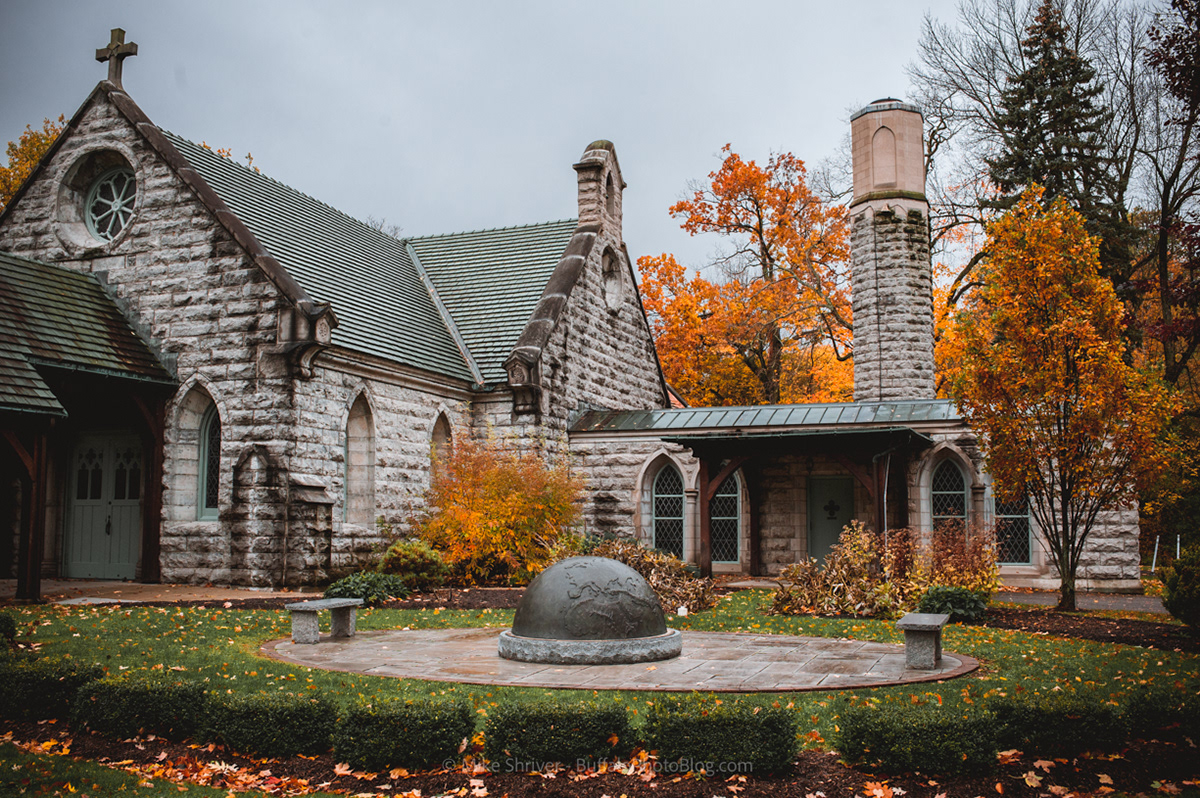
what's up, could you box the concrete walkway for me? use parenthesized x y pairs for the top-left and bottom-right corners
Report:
(998, 590), (1166, 614)
(263, 628), (977, 693)
(0, 579), (319, 604)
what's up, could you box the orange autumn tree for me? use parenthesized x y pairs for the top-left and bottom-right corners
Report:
(640, 146), (852, 406)
(947, 187), (1175, 610)
(0, 116), (64, 213)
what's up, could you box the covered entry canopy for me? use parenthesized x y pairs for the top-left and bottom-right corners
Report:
(572, 400), (963, 576)
(0, 252), (175, 600)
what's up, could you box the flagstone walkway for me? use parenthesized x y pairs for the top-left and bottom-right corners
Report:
(263, 628), (977, 692)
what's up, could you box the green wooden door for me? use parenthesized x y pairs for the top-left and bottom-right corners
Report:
(807, 476), (854, 563)
(64, 435), (141, 579)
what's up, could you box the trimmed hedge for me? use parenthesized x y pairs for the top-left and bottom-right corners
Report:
(987, 694), (1130, 755)
(0, 612), (16, 648)
(484, 700), (632, 768)
(836, 701), (999, 774)
(644, 696), (798, 775)
(332, 698), (474, 771)
(916, 585), (989, 621)
(206, 692), (336, 757)
(0, 656), (104, 721)
(72, 675), (206, 740)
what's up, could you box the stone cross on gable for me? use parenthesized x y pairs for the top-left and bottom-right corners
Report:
(96, 28), (138, 88)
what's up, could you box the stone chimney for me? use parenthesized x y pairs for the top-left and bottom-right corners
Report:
(573, 140), (624, 233)
(849, 99), (936, 402)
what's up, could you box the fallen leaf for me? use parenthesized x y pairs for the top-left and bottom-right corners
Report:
(1048, 786), (1069, 796)
(334, 763), (353, 776)
(997, 749), (1022, 765)
(1098, 774), (1113, 785)
(1024, 772), (1043, 787)
(1034, 760), (1054, 772)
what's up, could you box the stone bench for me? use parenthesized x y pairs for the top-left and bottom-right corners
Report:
(284, 598), (364, 644)
(895, 612), (950, 670)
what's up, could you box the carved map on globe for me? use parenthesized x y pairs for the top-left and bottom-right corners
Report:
(510, 556), (668, 641)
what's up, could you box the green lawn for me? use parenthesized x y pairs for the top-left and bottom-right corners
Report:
(5, 588), (1196, 750)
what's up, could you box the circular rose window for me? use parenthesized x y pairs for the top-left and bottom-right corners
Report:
(85, 167), (137, 241)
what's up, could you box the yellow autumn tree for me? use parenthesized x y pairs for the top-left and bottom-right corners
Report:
(639, 146), (852, 406)
(947, 187), (1176, 610)
(0, 116), (64, 213)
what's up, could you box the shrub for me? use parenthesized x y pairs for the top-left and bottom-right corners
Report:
(771, 522), (999, 618)
(1162, 545), (1200, 628)
(0, 656), (104, 720)
(206, 692), (336, 757)
(73, 674), (207, 740)
(324, 571), (409, 605)
(987, 694), (1130, 755)
(377, 539), (450, 592)
(413, 432), (584, 585)
(836, 701), (998, 775)
(589, 539), (717, 614)
(771, 521), (897, 617)
(333, 698), (474, 770)
(913, 520), (1000, 595)
(644, 695), (799, 774)
(0, 612), (16, 649)
(916, 585), (990, 621)
(484, 700), (632, 768)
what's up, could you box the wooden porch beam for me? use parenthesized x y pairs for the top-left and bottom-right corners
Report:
(2, 430), (34, 480)
(831, 452), (875, 500)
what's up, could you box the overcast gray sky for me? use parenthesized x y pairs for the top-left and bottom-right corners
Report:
(0, 1), (960, 270)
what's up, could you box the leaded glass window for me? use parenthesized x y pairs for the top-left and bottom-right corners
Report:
(931, 460), (967, 525)
(652, 465), (684, 559)
(710, 473), (740, 563)
(86, 167), (136, 241)
(199, 405), (221, 520)
(995, 493), (1032, 564)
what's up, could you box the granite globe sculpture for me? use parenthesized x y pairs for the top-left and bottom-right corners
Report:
(498, 556), (683, 664)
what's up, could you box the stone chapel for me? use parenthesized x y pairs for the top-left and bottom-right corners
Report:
(0, 33), (1141, 600)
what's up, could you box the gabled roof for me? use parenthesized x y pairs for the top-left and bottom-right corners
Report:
(0, 252), (173, 416)
(1, 81), (580, 387)
(162, 132), (476, 382)
(570, 399), (962, 434)
(409, 220), (577, 384)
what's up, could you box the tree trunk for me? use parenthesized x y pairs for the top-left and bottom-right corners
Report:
(1057, 574), (1077, 611)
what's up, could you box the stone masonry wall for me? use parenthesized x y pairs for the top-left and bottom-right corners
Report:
(851, 205), (936, 402)
(289, 359), (471, 577)
(0, 91), (296, 585)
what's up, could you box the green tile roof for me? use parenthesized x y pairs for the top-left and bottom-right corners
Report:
(570, 399), (962, 434)
(0, 252), (172, 416)
(164, 133), (577, 386)
(163, 132), (475, 382)
(409, 220), (577, 383)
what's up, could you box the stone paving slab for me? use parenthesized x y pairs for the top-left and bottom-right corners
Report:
(263, 629), (977, 692)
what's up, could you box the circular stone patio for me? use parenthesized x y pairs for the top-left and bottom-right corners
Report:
(263, 628), (977, 692)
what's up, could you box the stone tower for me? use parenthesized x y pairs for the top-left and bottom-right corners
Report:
(849, 99), (936, 402)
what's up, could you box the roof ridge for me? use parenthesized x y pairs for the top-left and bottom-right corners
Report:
(160, 129), (410, 248)
(406, 218), (578, 242)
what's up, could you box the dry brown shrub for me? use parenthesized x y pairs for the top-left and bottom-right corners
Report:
(771, 520), (898, 617)
(589, 539), (717, 614)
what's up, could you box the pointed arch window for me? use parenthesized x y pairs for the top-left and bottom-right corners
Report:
(198, 404), (221, 520)
(995, 493), (1032, 564)
(431, 413), (452, 466)
(931, 460), (967, 527)
(709, 473), (740, 563)
(652, 465), (684, 559)
(345, 396), (376, 525)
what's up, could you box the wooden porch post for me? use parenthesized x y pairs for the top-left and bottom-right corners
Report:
(697, 458), (712, 577)
(133, 394), (165, 583)
(747, 465), (762, 576)
(12, 432), (47, 602)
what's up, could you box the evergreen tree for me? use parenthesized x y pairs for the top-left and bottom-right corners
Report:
(986, 0), (1133, 281)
